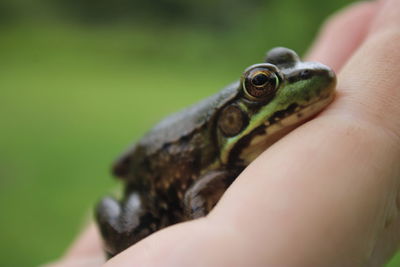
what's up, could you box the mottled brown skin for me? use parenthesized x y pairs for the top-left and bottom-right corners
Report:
(95, 47), (336, 257)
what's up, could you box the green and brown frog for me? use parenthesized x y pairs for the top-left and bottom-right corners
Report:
(95, 47), (336, 257)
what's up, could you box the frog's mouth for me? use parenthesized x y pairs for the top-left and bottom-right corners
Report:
(233, 93), (334, 165)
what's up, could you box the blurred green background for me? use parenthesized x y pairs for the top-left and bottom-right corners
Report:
(1, 0), (399, 266)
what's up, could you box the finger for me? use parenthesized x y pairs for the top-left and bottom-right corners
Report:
(331, 0), (400, 263)
(64, 224), (104, 259)
(306, 1), (380, 72)
(333, 0), (400, 139)
(370, 0), (400, 34)
(45, 224), (105, 267)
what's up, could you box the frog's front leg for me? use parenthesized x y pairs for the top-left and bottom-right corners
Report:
(95, 192), (160, 257)
(183, 170), (237, 219)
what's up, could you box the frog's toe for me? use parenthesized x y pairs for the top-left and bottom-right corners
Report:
(95, 193), (159, 257)
(96, 196), (121, 227)
(95, 196), (125, 256)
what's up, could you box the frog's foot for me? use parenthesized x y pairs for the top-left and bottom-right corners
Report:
(184, 170), (236, 219)
(95, 193), (158, 257)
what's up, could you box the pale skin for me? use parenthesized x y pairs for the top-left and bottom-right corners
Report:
(48, 0), (400, 266)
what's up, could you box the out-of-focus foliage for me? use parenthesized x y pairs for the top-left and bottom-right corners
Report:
(51, 0), (265, 29)
(1, 1), (399, 266)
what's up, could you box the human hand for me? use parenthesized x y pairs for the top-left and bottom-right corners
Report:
(49, 0), (400, 266)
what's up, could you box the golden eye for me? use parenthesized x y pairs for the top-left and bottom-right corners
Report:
(242, 65), (280, 100)
(251, 72), (270, 87)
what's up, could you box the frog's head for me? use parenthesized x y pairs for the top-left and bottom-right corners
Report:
(217, 47), (336, 165)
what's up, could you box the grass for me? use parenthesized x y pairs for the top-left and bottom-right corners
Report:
(1, 9), (400, 267)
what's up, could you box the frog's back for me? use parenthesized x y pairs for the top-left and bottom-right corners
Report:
(139, 82), (240, 154)
(112, 82), (240, 181)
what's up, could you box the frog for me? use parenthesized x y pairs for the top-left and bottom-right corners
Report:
(95, 47), (336, 257)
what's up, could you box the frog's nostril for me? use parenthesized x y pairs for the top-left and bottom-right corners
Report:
(300, 70), (311, 79)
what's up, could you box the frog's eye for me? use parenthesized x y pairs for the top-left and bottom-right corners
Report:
(218, 105), (248, 137)
(242, 64), (280, 101)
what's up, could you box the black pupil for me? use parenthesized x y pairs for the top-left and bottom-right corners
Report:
(252, 73), (269, 87)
